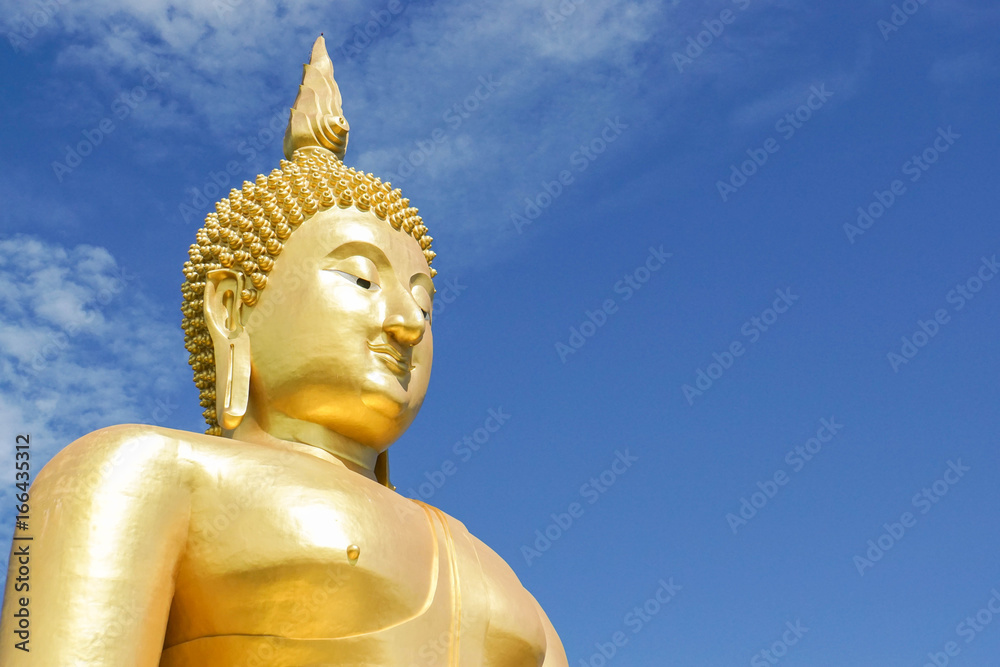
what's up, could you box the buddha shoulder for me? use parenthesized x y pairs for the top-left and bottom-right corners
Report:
(471, 532), (547, 613)
(33, 424), (202, 504)
(38, 424), (323, 486)
(36, 424), (387, 519)
(450, 518), (555, 662)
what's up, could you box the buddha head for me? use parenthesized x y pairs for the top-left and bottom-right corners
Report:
(180, 36), (435, 485)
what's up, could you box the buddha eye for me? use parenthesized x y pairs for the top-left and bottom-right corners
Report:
(331, 270), (381, 292)
(411, 284), (432, 323)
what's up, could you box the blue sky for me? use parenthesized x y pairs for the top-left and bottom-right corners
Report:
(1, 0), (999, 664)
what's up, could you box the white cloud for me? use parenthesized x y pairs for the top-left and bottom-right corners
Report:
(3, 0), (882, 269)
(0, 235), (189, 573)
(12, 0), (878, 265)
(728, 71), (861, 129)
(2, 0), (665, 242)
(0, 235), (186, 436)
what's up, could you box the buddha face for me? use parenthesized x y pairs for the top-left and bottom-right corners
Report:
(242, 207), (434, 452)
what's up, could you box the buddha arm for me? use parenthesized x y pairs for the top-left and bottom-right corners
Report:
(0, 425), (191, 666)
(537, 598), (569, 667)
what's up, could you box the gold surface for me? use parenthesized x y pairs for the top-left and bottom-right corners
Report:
(0, 36), (567, 666)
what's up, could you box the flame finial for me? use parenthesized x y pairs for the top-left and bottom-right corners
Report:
(283, 35), (350, 160)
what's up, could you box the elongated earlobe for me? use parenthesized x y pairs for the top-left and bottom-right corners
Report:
(204, 269), (251, 432)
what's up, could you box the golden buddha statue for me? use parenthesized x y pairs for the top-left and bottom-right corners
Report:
(0, 36), (567, 666)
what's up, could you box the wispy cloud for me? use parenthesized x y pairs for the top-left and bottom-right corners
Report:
(0, 235), (188, 571)
(2, 0), (903, 264)
(0, 235), (186, 438)
(728, 71), (861, 129)
(2, 0), (666, 253)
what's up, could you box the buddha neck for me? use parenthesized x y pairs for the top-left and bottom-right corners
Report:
(229, 411), (379, 482)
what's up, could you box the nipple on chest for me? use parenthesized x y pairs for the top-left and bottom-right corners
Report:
(346, 544), (361, 564)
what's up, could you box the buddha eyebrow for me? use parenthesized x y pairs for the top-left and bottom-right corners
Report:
(325, 241), (433, 291)
(411, 273), (435, 296)
(325, 241), (391, 266)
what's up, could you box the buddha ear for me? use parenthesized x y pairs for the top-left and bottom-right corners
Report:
(204, 269), (251, 432)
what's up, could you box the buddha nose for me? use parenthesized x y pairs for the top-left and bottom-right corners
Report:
(383, 308), (425, 347)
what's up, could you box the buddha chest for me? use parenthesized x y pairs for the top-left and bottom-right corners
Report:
(159, 440), (546, 666)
